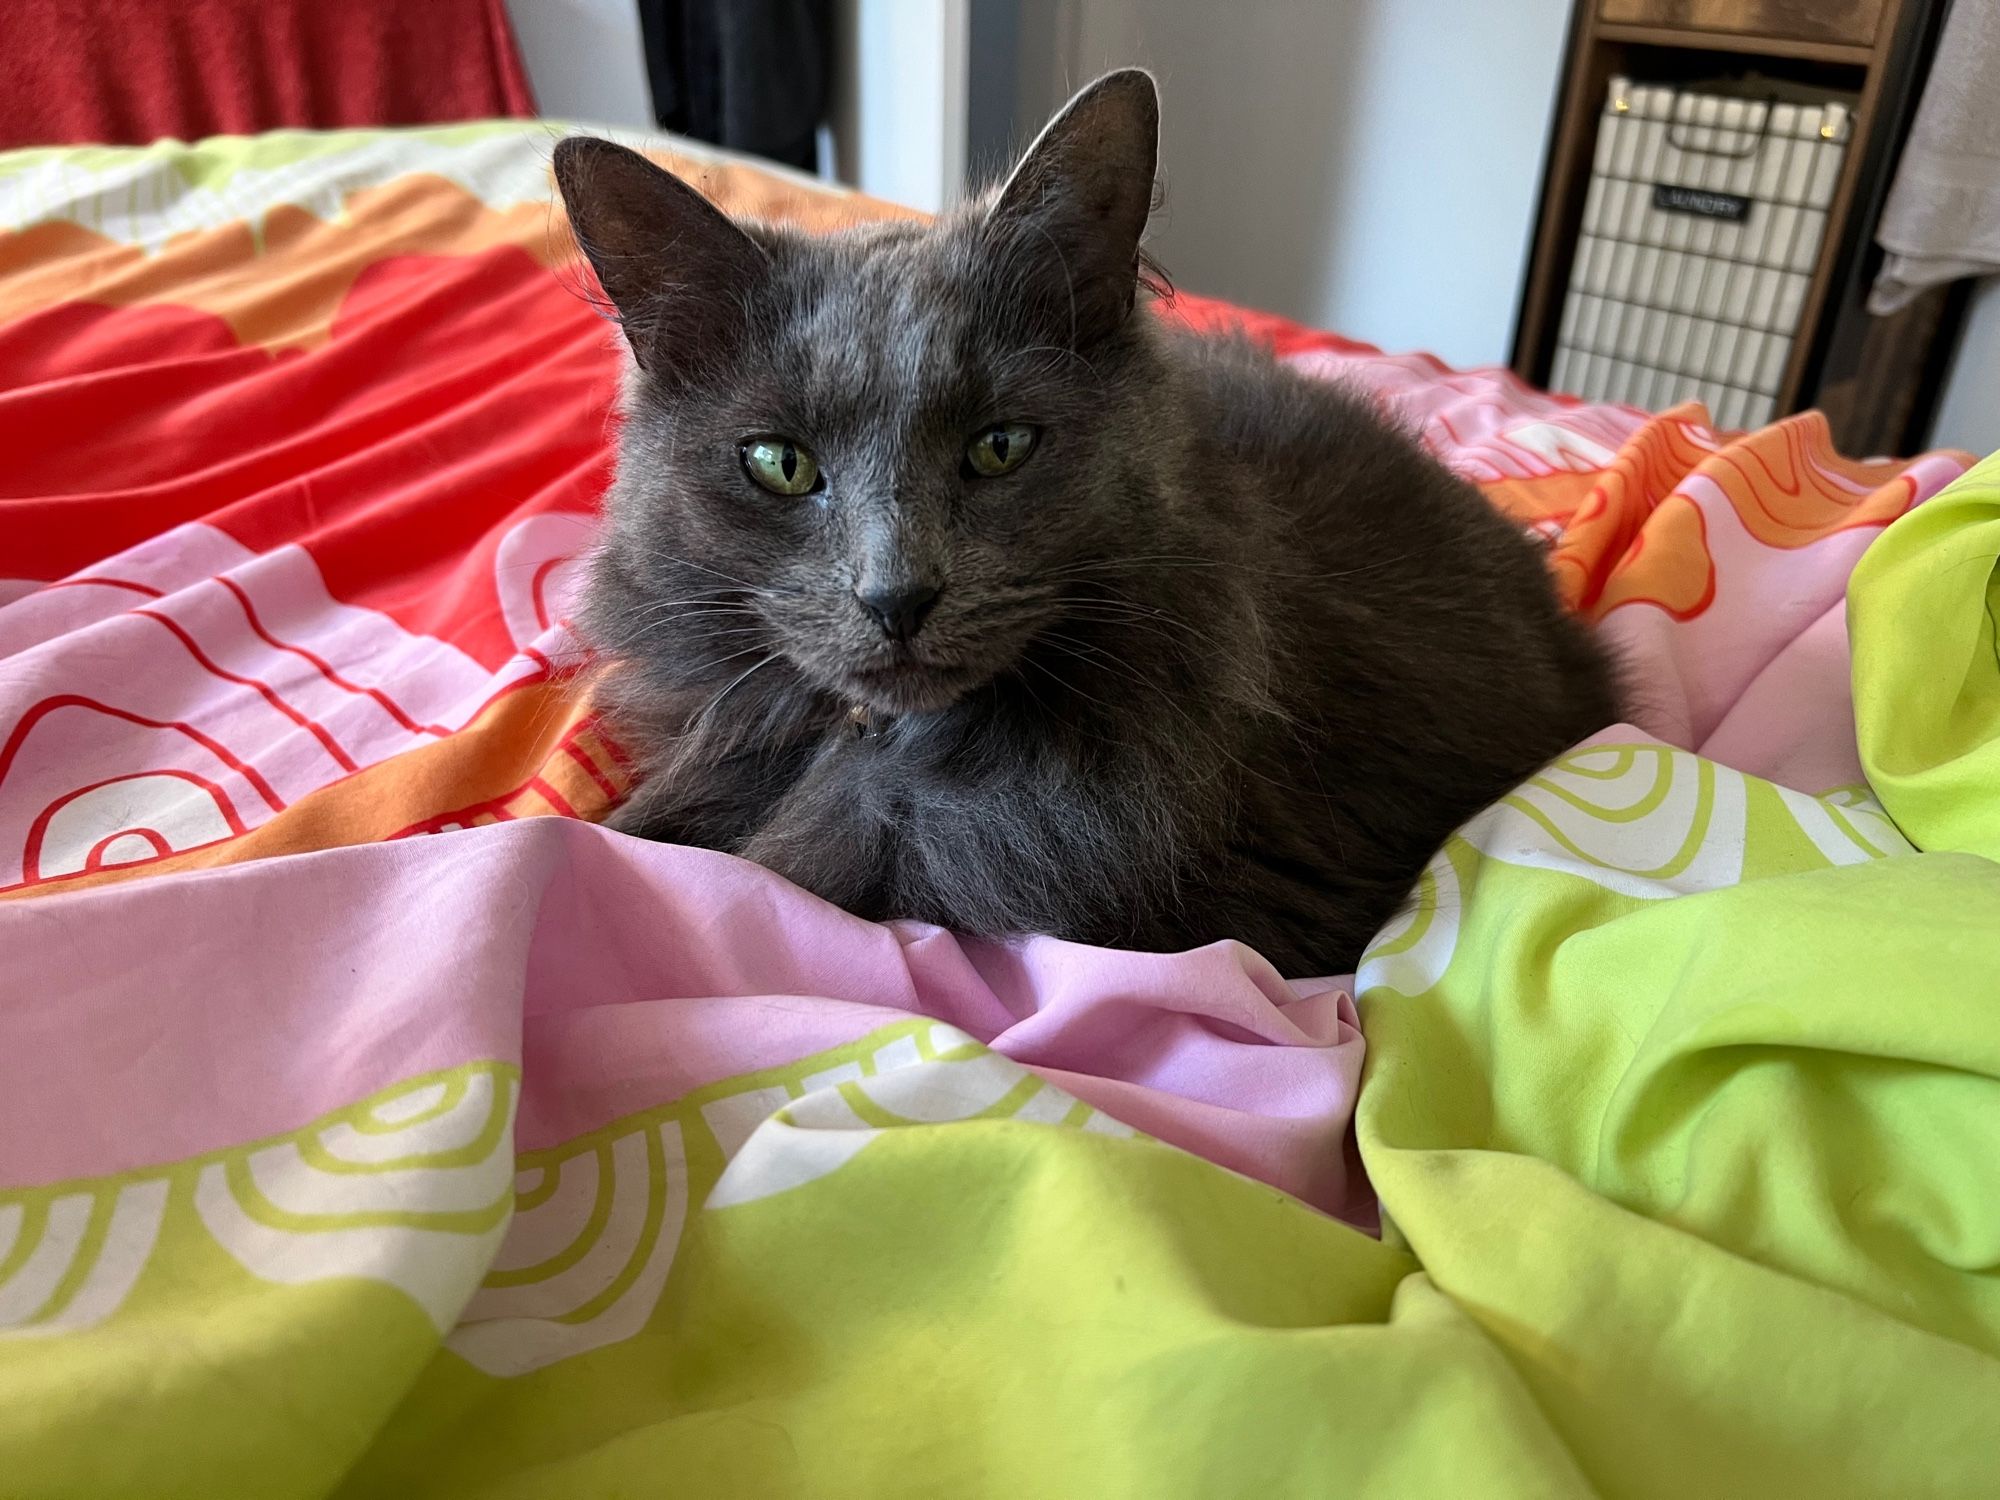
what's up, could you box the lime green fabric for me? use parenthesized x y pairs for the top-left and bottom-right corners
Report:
(1853, 448), (2000, 860)
(1361, 851), (2000, 1497)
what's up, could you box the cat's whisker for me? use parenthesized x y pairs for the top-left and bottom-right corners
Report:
(1021, 655), (1124, 721)
(1023, 649), (1243, 798)
(687, 651), (784, 737)
(631, 609), (762, 632)
(1035, 631), (1300, 791)
(1318, 551), (1421, 581)
(1054, 594), (1189, 624)
(626, 589), (741, 607)
(1053, 652), (1300, 800)
(1007, 661), (1127, 745)
(1042, 555), (1325, 582)
(1041, 554), (1226, 576)
(1051, 616), (1215, 660)
(627, 597), (754, 624)
(628, 546), (802, 597)
(1032, 634), (1201, 709)
(1051, 602), (1229, 656)
(1057, 611), (1203, 645)
(682, 644), (772, 677)
(619, 614), (764, 654)
(631, 633), (773, 666)
(951, 620), (1039, 641)
(995, 342), (1104, 390)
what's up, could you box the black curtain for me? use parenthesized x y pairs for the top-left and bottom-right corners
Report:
(637, 0), (831, 171)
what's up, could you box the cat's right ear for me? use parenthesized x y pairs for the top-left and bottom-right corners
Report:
(553, 137), (769, 379)
(986, 69), (1160, 345)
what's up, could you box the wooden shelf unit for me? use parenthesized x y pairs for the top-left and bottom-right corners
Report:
(1512, 0), (1957, 454)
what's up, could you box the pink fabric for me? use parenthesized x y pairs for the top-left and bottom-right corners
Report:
(1698, 602), (1863, 792)
(1591, 474), (1890, 788)
(0, 815), (1365, 1217)
(1288, 346), (1651, 485)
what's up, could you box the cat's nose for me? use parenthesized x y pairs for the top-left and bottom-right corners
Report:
(855, 582), (940, 642)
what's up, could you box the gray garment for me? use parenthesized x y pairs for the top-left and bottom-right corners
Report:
(1870, 0), (2000, 312)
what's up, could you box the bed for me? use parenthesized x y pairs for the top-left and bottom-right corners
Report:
(3, 122), (1998, 1497)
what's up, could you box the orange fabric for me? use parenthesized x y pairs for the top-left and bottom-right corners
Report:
(0, 153), (915, 352)
(1526, 405), (1971, 622)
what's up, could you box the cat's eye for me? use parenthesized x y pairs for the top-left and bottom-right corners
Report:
(964, 423), (1037, 478)
(741, 437), (821, 496)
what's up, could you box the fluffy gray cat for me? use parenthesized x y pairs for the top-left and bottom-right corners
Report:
(553, 69), (1617, 976)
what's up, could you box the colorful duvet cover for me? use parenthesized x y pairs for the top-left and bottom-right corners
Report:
(2, 123), (1998, 1497)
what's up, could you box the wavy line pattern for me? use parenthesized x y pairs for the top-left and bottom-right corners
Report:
(0, 1181), (168, 1340)
(194, 1067), (517, 1333)
(449, 1023), (1131, 1376)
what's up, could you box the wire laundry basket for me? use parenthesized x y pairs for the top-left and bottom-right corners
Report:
(1549, 74), (1853, 430)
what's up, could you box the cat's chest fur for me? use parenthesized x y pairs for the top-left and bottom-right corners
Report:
(629, 648), (1245, 952)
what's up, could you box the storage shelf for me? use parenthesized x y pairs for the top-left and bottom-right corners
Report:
(1514, 0), (1958, 455)
(1596, 21), (1874, 67)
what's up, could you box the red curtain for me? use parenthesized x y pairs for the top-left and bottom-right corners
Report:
(0, 0), (537, 149)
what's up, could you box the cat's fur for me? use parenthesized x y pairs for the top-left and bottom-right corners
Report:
(554, 70), (1618, 976)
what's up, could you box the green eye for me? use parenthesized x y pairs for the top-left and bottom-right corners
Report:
(741, 437), (821, 496)
(965, 423), (1037, 477)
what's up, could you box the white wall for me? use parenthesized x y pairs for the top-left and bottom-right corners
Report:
(503, 0), (656, 130)
(1930, 280), (2000, 457)
(1018, 0), (1569, 368)
(826, 0), (971, 213)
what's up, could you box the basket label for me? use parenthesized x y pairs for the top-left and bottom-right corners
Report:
(1652, 184), (1751, 222)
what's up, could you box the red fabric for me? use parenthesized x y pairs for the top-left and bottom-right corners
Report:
(0, 0), (536, 150)
(1158, 293), (1378, 361)
(0, 248), (615, 670)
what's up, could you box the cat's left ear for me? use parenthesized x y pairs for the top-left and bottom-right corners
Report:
(987, 68), (1159, 344)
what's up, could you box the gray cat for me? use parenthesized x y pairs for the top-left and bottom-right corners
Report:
(553, 69), (1617, 976)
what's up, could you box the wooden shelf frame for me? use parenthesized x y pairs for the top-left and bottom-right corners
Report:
(1510, 0), (1951, 451)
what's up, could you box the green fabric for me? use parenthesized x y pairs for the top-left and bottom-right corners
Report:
(1853, 447), (2000, 860)
(1361, 852), (2000, 1496)
(0, 121), (529, 191)
(0, 121), (593, 247)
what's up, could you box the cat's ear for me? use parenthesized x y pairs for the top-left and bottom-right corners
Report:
(987, 68), (1159, 344)
(553, 137), (769, 379)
